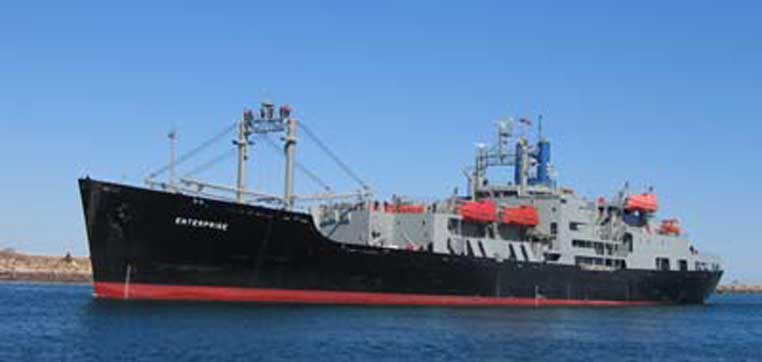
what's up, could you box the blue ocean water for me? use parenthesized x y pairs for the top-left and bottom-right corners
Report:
(0, 283), (759, 362)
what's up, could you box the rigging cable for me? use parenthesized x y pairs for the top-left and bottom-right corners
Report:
(259, 134), (333, 192)
(183, 148), (237, 178)
(298, 121), (369, 190)
(146, 122), (237, 179)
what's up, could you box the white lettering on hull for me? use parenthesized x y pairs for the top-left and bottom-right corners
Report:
(174, 217), (229, 231)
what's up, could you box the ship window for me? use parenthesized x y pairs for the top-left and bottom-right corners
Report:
(544, 253), (561, 262)
(656, 257), (670, 271)
(574, 256), (627, 270)
(572, 240), (587, 248)
(550, 222), (558, 235)
(448, 219), (459, 232)
(509, 244), (517, 260)
(460, 223), (487, 238)
(623, 233), (634, 252)
(520, 245), (529, 261)
(572, 240), (602, 249)
(569, 222), (585, 231)
(575, 256), (603, 266)
(679, 259), (688, 271)
(575, 256), (586, 266)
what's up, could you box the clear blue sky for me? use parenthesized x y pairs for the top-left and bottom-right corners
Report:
(1, 1), (760, 283)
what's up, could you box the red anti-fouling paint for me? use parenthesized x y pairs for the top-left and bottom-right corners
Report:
(94, 283), (663, 307)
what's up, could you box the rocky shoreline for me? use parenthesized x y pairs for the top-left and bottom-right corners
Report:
(715, 284), (762, 295)
(0, 249), (91, 284)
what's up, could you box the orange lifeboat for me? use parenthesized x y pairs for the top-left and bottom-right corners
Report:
(395, 204), (426, 214)
(501, 205), (539, 227)
(385, 204), (426, 214)
(625, 193), (658, 213)
(659, 219), (681, 236)
(459, 200), (498, 223)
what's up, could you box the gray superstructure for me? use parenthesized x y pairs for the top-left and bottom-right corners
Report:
(315, 120), (722, 275)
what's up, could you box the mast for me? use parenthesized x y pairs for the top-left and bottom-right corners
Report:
(145, 100), (371, 207)
(283, 117), (297, 209)
(240, 102), (295, 207)
(235, 109), (254, 203)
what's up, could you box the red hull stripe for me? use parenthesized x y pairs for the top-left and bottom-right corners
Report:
(94, 282), (664, 307)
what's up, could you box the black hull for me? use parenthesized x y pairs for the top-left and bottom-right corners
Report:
(79, 179), (722, 306)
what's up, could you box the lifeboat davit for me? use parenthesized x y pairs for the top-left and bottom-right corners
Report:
(659, 219), (681, 236)
(501, 205), (539, 227)
(625, 193), (658, 213)
(459, 200), (498, 223)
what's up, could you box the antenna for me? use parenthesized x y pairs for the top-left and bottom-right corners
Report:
(538, 114), (544, 141)
(497, 120), (511, 153)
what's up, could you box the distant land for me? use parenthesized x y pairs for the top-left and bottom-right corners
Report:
(715, 284), (762, 295)
(0, 248), (91, 284)
(0, 248), (758, 294)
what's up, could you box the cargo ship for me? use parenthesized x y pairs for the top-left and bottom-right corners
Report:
(80, 101), (723, 306)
